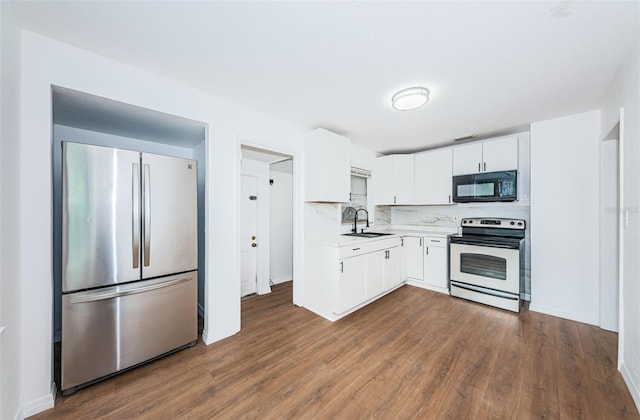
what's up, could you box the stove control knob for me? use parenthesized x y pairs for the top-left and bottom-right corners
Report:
(468, 220), (473, 224)
(517, 221), (523, 226)
(510, 221), (515, 226)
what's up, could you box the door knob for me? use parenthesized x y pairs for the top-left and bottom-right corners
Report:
(252, 243), (257, 248)
(251, 236), (256, 240)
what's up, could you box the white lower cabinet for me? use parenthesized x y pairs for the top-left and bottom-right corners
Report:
(305, 238), (402, 322)
(403, 235), (449, 294)
(423, 237), (448, 292)
(384, 247), (401, 289)
(365, 251), (385, 299)
(337, 256), (367, 314)
(403, 236), (424, 281)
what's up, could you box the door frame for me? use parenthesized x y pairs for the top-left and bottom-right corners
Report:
(238, 140), (300, 307)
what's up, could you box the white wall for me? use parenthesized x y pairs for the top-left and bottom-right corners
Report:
(529, 110), (601, 325)
(270, 163), (293, 284)
(0, 2), (24, 419)
(18, 30), (305, 416)
(601, 31), (640, 410)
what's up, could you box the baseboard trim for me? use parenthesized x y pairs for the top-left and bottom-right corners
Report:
(270, 276), (292, 285)
(620, 361), (640, 414)
(528, 303), (598, 326)
(22, 381), (56, 417)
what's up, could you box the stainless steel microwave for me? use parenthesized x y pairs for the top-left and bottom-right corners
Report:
(452, 170), (517, 203)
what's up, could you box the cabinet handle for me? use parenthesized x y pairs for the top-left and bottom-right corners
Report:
(352, 247), (360, 251)
(426, 247), (429, 255)
(340, 261), (343, 273)
(478, 163), (481, 172)
(449, 194), (451, 204)
(484, 162), (486, 172)
(401, 238), (404, 247)
(394, 195), (397, 204)
(420, 238), (422, 247)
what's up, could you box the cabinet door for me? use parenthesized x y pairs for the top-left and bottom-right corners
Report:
(305, 128), (350, 202)
(414, 148), (453, 205)
(453, 142), (483, 175)
(384, 247), (401, 289)
(337, 256), (367, 314)
(374, 155), (395, 205)
(482, 136), (518, 173)
(423, 241), (448, 290)
(403, 236), (424, 281)
(393, 155), (415, 204)
(365, 251), (385, 299)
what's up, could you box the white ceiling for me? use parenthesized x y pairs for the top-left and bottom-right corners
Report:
(11, 1), (640, 154)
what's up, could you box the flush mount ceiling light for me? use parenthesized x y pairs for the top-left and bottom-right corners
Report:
(391, 87), (430, 111)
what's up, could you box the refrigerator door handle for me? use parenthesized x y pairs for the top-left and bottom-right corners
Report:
(143, 163), (151, 267)
(132, 163), (140, 269)
(69, 276), (192, 304)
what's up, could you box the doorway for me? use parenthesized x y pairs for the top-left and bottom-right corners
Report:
(240, 145), (294, 300)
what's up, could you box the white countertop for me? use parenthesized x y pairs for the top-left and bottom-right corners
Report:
(306, 225), (459, 247)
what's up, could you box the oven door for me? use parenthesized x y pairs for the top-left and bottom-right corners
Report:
(449, 243), (520, 294)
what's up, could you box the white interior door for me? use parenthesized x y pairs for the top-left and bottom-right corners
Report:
(241, 175), (258, 297)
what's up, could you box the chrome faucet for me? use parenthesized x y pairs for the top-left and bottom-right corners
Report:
(353, 208), (369, 233)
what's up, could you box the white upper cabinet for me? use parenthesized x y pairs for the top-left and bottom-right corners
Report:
(482, 136), (519, 173)
(452, 142), (483, 175)
(414, 148), (453, 205)
(305, 128), (350, 202)
(375, 154), (414, 205)
(452, 136), (518, 176)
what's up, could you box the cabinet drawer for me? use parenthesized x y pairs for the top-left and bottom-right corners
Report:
(339, 237), (400, 259)
(423, 236), (447, 248)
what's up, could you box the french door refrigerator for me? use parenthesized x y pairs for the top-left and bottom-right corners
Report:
(61, 142), (198, 394)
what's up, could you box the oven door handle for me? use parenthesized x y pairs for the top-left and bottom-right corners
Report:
(449, 240), (520, 249)
(451, 282), (519, 300)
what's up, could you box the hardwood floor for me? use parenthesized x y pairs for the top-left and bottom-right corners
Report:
(33, 282), (638, 419)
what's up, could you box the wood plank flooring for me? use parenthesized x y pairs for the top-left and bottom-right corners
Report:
(33, 283), (638, 419)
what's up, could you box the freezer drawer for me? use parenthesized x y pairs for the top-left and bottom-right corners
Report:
(62, 271), (197, 392)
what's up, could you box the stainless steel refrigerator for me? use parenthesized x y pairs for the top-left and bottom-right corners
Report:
(61, 142), (198, 394)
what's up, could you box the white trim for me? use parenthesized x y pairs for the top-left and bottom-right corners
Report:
(270, 276), (292, 285)
(351, 166), (372, 178)
(617, 107), (625, 365)
(12, 407), (23, 420)
(201, 327), (211, 345)
(22, 382), (56, 417)
(620, 361), (640, 414)
(528, 303), (599, 326)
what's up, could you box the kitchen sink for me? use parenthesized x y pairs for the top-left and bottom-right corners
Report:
(341, 232), (394, 238)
